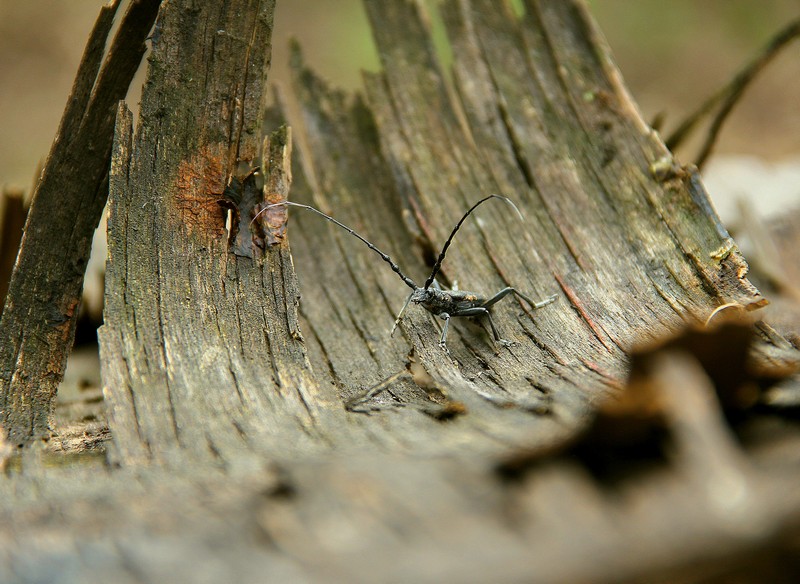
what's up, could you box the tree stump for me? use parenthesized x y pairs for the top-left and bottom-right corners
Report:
(1, 1), (798, 582)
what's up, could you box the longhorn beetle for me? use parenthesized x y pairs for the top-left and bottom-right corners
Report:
(252, 195), (557, 350)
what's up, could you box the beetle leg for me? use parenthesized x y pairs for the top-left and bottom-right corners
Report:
(453, 306), (512, 347)
(481, 287), (557, 311)
(390, 291), (415, 336)
(438, 313), (451, 349)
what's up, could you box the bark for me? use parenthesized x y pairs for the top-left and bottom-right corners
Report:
(2, 0), (799, 582)
(0, 0), (161, 446)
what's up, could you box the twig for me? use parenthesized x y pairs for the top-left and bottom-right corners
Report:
(665, 18), (800, 169)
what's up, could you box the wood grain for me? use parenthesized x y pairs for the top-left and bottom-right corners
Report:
(2, 1), (798, 582)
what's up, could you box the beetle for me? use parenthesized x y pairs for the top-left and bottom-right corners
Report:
(252, 195), (556, 350)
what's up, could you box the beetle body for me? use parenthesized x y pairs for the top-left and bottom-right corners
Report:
(253, 195), (556, 350)
(412, 288), (481, 317)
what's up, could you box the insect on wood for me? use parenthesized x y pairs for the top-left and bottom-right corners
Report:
(251, 195), (557, 350)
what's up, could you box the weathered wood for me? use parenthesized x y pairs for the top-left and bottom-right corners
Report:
(98, 0), (344, 467)
(2, 335), (799, 582)
(275, 0), (773, 458)
(2, 0), (800, 582)
(99, 0), (791, 464)
(0, 0), (161, 446)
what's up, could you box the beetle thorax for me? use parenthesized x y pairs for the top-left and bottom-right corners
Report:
(411, 287), (455, 316)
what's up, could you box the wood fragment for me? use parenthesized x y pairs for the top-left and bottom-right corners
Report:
(98, 0), (337, 467)
(0, 0), (161, 446)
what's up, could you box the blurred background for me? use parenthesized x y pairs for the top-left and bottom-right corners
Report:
(1, 1), (798, 211)
(1, 1), (798, 179)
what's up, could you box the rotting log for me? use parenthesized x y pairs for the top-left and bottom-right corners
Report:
(0, 0), (161, 446)
(2, 0), (800, 582)
(279, 0), (775, 454)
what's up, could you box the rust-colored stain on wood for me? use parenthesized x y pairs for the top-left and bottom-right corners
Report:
(554, 272), (617, 354)
(55, 296), (80, 339)
(174, 144), (228, 235)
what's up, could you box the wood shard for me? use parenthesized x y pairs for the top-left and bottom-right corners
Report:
(248, 126), (293, 249)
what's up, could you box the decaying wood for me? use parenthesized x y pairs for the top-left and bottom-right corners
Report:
(0, 0), (161, 446)
(281, 0), (772, 457)
(98, 0), (345, 469)
(2, 0), (799, 582)
(2, 327), (799, 583)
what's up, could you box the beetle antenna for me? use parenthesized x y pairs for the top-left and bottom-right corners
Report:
(252, 201), (418, 291)
(423, 194), (524, 290)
